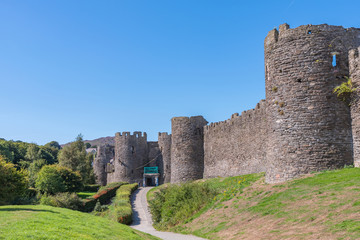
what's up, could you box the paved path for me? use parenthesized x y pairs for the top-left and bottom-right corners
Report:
(130, 187), (206, 240)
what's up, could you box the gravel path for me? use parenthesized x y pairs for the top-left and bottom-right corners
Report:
(130, 187), (207, 240)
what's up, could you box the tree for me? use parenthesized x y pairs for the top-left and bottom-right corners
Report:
(0, 156), (28, 205)
(85, 143), (91, 149)
(44, 141), (61, 150)
(35, 165), (83, 194)
(36, 165), (65, 194)
(58, 134), (94, 184)
(28, 159), (47, 187)
(43, 141), (61, 161)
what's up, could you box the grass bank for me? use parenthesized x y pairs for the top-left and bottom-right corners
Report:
(0, 205), (159, 240)
(148, 168), (360, 240)
(99, 183), (139, 224)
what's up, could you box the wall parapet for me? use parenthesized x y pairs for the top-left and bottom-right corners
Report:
(205, 99), (266, 133)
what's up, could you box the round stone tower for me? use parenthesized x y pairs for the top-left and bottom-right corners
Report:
(349, 47), (360, 168)
(265, 23), (360, 183)
(158, 132), (172, 183)
(93, 144), (114, 186)
(171, 116), (208, 183)
(112, 131), (148, 184)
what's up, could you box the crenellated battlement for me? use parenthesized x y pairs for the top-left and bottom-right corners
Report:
(205, 99), (266, 133)
(115, 131), (147, 139)
(158, 132), (171, 138)
(265, 23), (360, 53)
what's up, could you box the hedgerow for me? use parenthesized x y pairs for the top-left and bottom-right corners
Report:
(82, 182), (127, 212)
(100, 183), (138, 225)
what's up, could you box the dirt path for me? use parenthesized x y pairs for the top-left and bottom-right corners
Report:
(130, 187), (207, 240)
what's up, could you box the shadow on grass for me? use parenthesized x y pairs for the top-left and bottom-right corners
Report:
(0, 207), (59, 213)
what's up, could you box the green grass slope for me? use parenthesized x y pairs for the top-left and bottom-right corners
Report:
(0, 205), (159, 240)
(149, 168), (360, 240)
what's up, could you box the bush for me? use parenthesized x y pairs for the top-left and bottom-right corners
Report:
(82, 182), (127, 212)
(12, 188), (40, 205)
(148, 182), (216, 230)
(40, 192), (83, 210)
(35, 165), (83, 194)
(83, 184), (100, 192)
(0, 156), (28, 205)
(102, 183), (138, 225)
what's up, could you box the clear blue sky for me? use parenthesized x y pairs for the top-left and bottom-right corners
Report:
(1, 0), (360, 145)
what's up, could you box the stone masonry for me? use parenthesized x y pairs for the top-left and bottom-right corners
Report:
(204, 100), (267, 179)
(94, 23), (360, 186)
(350, 47), (360, 168)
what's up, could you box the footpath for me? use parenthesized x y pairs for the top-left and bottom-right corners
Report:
(130, 187), (206, 240)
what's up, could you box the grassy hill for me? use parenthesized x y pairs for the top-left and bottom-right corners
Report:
(148, 168), (360, 240)
(0, 205), (159, 240)
(61, 136), (114, 148)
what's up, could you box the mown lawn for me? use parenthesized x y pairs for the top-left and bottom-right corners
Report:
(0, 205), (159, 240)
(77, 191), (96, 199)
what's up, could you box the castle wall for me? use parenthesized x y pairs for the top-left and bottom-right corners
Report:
(171, 116), (208, 183)
(204, 100), (267, 178)
(158, 132), (171, 183)
(265, 24), (360, 183)
(108, 131), (148, 184)
(350, 47), (360, 167)
(93, 144), (114, 186)
(147, 141), (164, 184)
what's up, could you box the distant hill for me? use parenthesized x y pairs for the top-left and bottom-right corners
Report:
(61, 136), (114, 148)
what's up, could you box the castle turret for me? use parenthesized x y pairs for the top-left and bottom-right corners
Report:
(170, 116), (208, 183)
(93, 144), (114, 186)
(109, 131), (148, 184)
(265, 24), (360, 183)
(350, 47), (360, 167)
(158, 132), (172, 183)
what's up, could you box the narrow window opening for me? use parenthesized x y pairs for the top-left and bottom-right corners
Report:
(131, 170), (134, 174)
(297, 78), (302, 83)
(332, 55), (337, 67)
(131, 146), (135, 154)
(308, 30), (312, 34)
(279, 69), (282, 73)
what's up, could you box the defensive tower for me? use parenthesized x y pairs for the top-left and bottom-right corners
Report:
(265, 24), (360, 183)
(93, 144), (114, 186)
(109, 131), (148, 184)
(349, 47), (360, 167)
(171, 116), (208, 183)
(158, 132), (172, 183)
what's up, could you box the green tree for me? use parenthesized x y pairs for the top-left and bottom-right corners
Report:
(85, 143), (91, 149)
(58, 134), (94, 184)
(43, 141), (61, 161)
(0, 156), (28, 205)
(44, 141), (61, 150)
(35, 165), (83, 194)
(28, 159), (47, 187)
(36, 165), (65, 194)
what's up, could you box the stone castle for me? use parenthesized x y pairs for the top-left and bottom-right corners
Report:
(94, 23), (360, 186)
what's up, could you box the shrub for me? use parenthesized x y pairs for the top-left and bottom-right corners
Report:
(83, 184), (100, 192)
(102, 183), (138, 225)
(333, 76), (357, 104)
(82, 182), (127, 212)
(35, 165), (83, 194)
(148, 182), (216, 230)
(40, 192), (83, 210)
(93, 200), (108, 212)
(12, 187), (40, 205)
(0, 156), (28, 205)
